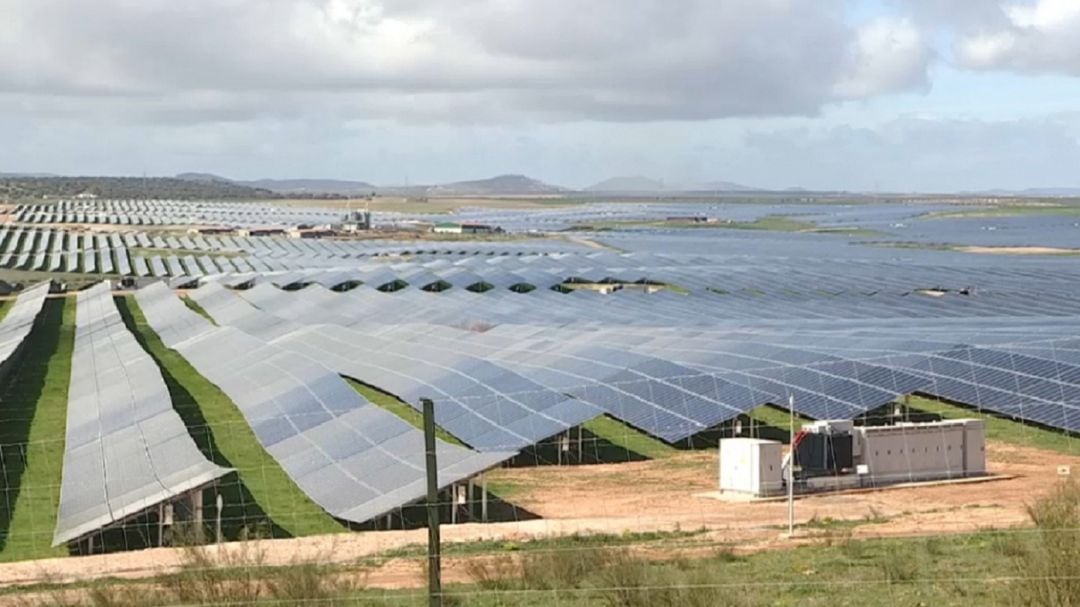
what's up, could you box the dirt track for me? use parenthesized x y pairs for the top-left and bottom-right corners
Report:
(0, 440), (1075, 593)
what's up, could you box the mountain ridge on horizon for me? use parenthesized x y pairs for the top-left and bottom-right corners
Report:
(5, 171), (1079, 197)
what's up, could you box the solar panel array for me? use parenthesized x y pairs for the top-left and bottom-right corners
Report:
(54, 283), (233, 546)
(187, 283), (602, 450)
(134, 283), (514, 524)
(0, 281), (50, 376)
(0, 226), (581, 279)
(205, 257), (1080, 443)
(14, 200), (342, 228)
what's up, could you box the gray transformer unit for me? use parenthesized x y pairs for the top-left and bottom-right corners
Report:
(719, 418), (987, 497)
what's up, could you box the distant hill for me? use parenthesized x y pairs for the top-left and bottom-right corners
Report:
(586, 176), (668, 192)
(244, 178), (377, 195)
(961, 187), (1080, 197)
(425, 174), (569, 196)
(0, 176), (277, 200)
(175, 172), (233, 184)
(1017, 188), (1080, 197)
(586, 176), (756, 192)
(0, 172), (59, 178)
(681, 180), (756, 192)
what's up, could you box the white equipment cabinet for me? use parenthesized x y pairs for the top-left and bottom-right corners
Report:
(719, 438), (783, 496)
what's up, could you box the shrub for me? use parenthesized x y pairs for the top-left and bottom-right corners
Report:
(31, 543), (364, 606)
(877, 543), (921, 584)
(521, 546), (612, 590)
(1011, 480), (1080, 606)
(592, 550), (747, 607)
(463, 555), (521, 591)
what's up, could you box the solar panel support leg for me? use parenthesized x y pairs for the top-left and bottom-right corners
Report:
(158, 503), (165, 547)
(481, 475), (488, 522)
(193, 489), (204, 543)
(467, 479), (476, 520)
(451, 484), (458, 525)
(215, 493), (224, 544)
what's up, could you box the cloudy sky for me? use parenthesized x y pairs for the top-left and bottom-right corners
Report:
(3, 0), (1080, 191)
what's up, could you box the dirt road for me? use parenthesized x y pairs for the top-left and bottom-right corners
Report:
(0, 440), (1074, 593)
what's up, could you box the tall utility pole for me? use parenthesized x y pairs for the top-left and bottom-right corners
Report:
(787, 394), (795, 536)
(422, 398), (442, 607)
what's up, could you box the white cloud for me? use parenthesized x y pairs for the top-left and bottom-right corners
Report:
(0, 0), (934, 124)
(834, 17), (931, 98)
(955, 0), (1080, 74)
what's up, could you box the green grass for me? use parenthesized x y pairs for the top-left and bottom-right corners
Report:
(180, 295), (217, 325)
(581, 415), (677, 459)
(747, 404), (813, 430)
(812, 226), (886, 237)
(117, 296), (343, 538)
(907, 395), (1080, 456)
(439, 531), (1024, 606)
(923, 204), (1080, 219)
(374, 529), (707, 560)
(6, 530), (1040, 606)
(346, 379), (465, 447)
(725, 215), (819, 231)
(0, 298), (74, 561)
(0, 300), (10, 323)
(567, 215), (886, 238)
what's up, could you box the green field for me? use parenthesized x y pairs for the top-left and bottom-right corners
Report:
(923, 204), (1080, 220)
(568, 215), (885, 237)
(346, 378), (465, 447)
(0, 298), (74, 561)
(580, 415), (676, 459)
(747, 404), (813, 430)
(6, 526), (1072, 606)
(117, 296), (343, 538)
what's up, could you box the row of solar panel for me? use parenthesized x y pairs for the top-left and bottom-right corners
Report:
(55, 283), (232, 545)
(220, 283), (1080, 436)
(134, 283), (515, 525)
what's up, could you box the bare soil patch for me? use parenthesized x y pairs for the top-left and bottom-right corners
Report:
(0, 440), (1074, 593)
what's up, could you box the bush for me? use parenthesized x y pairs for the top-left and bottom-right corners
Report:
(522, 546), (613, 590)
(32, 543), (364, 606)
(463, 555), (522, 591)
(877, 543), (921, 584)
(592, 550), (747, 607)
(1011, 480), (1080, 606)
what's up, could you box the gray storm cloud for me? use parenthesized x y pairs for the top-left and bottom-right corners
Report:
(1, 0), (932, 123)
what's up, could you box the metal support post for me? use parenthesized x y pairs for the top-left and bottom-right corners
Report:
(422, 397), (442, 607)
(787, 394), (795, 536)
(450, 484), (458, 525)
(158, 503), (165, 547)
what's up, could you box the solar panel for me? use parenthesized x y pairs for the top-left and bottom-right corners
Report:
(54, 283), (233, 546)
(0, 282), (50, 374)
(134, 283), (514, 524)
